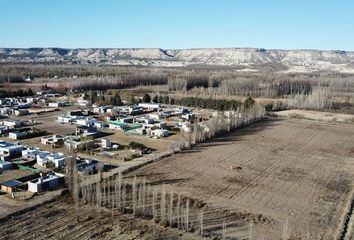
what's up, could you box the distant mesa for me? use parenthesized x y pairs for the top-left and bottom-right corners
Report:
(0, 48), (353, 70)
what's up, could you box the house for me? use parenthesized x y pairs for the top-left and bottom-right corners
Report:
(57, 116), (73, 123)
(182, 113), (195, 121)
(101, 138), (112, 149)
(41, 135), (64, 146)
(22, 148), (43, 161)
(149, 112), (166, 121)
(174, 108), (190, 115)
(3, 120), (21, 128)
(65, 137), (95, 151)
(93, 106), (109, 114)
(93, 121), (107, 129)
(22, 148), (67, 168)
(119, 116), (134, 123)
(109, 122), (128, 131)
(57, 114), (86, 124)
(0, 107), (14, 115)
(48, 102), (66, 108)
(37, 152), (67, 168)
(0, 161), (12, 171)
(136, 117), (155, 125)
(138, 103), (160, 110)
(45, 93), (60, 98)
(0, 126), (9, 134)
(76, 118), (93, 127)
(8, 131), (26, 140)
(76, 159), (104, 175)
(1, 180), (23, 194)
(14, 109), (29, 116)
(27, 172), (64, 193)
(155, 121), (167, 129)
(181, 123), (193, 133)
(18, 103), (32, 109)
(119, 106), (144, 115)
(151, 129), (169, 138)
(78, 99), (89, 107)
(0, 141), (23, 160)
(75, 126), (101, 138)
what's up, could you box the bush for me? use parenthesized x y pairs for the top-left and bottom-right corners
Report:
(128, 141), (147, 150)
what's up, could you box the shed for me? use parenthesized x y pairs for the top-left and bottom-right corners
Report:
(1, 180), (22, 193)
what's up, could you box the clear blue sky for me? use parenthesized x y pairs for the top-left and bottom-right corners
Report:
(1, 0), (353, 50)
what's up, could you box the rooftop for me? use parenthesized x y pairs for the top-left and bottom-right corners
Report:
(1, 179), (22, 188)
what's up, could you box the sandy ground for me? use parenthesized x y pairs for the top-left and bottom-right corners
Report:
(274, 109), (354, 124)
(129, 118), (354, 239)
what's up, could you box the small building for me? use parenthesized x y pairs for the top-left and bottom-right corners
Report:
(75, 126), (101, 138)
(138, 103), (160, 110)
(22, 148), (43, 161)
(8, 131), (26, 140)
(93, 121), (107, 129)
(41, 135), (64, 146)
(78, 99), (89, 107)
(182, 113), (195, 121)
(0, 107), (14, 115)
(1, 180), (23, 194)
(149, 112), (166, 121)
(57, 116), (73, 123)
(0, 125), (9, 134)
(27, 172), (64, 193)
(65, 138), (95, 151)
(0, 161), (12, 171)
(14, 109), (30, 116)
(109, 123), (127, 131)
(151, 129), (169, 138)
(3, 120), (21, 128)
(77, 159), (104, 175)
(37, 152), (67, 168)
(102, 138), (112, 149)
(48, 102), (66, 108)
(0, 141), (23, 160)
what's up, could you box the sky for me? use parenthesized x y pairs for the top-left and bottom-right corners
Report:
(0, 0), (353, 50)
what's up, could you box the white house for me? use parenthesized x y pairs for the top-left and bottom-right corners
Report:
(101, 138), (112, 149)
(109, 124), (125, 131)
(0, 126), (9, 134)
(14, 109), (29, 116)
(0, 141), (23, 160)
(0, 161), (12, 171)
(41, 135), (64, 146)
(22, 148), (43, 161)
(2, 120), (21, 128)
(27, 172), (64, 193)
(48, 102), (65, 108)
(8, 131), (26, 140)
(138, 103), (160, 110)
(77, 159), (104, 175)
(36, 152), (67, 168)
(151, 129), (169, 138)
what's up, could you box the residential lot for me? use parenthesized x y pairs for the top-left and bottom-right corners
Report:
(129, 118), (354, 239)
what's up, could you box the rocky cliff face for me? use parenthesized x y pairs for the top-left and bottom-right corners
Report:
(1, 47), (353, 72)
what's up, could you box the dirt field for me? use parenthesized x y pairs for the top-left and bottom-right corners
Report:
(129, 118), (354, 239)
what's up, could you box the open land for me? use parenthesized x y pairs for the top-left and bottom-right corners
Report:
(128, 118), (354, 239)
